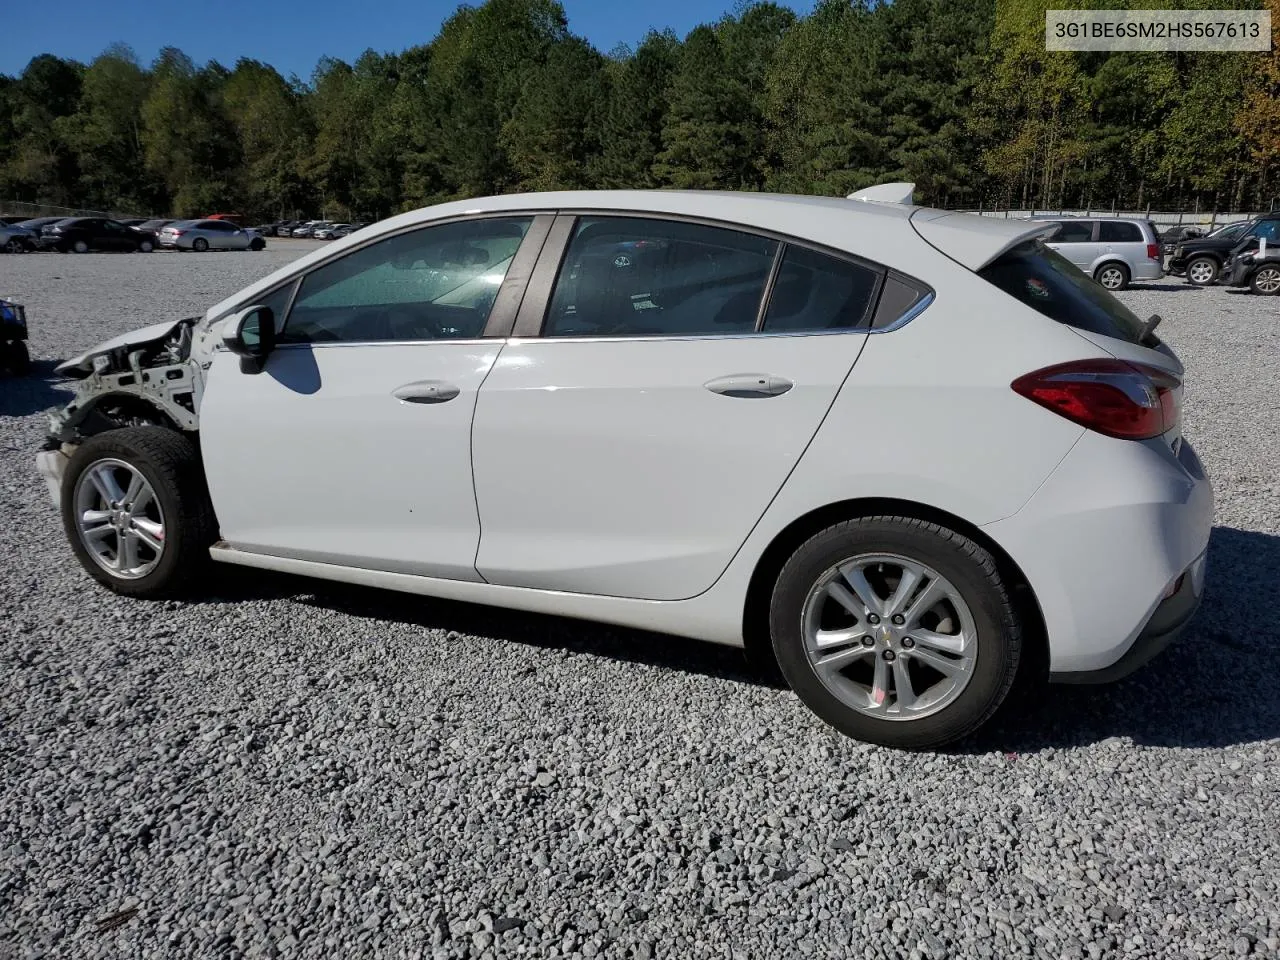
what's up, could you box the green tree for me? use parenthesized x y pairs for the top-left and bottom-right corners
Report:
(222, 58), (314, 218)
(589, 31), (680, 188)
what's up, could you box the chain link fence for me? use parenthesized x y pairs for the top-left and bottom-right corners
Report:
(0, 200), (152, 221)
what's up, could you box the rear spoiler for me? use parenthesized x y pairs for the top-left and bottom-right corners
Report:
(847, 181), (1056, 271)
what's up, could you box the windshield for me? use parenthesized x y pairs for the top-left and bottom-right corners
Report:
(978, 241), (1147, 344)
(1211, 221), (1248, 240)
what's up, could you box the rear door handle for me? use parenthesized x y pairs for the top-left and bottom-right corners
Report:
(703, 374), (794, 398)
(393, 380), (460, 404)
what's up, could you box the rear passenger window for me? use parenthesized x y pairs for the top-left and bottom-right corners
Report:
(761, 245), (879, 332)
(1098, 221), (1142, 243)
(544, 217), (776, 337)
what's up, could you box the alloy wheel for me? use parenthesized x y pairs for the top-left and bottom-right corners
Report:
(1098, 266), (1125, 289)
(1188, 259), (1216, 285)
(1254, 267), (1280, 295)
(72, 459), (166, 579)
(801, 553), (977, 721)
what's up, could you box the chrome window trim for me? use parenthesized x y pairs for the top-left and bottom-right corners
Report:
(868, 290), (935, 334)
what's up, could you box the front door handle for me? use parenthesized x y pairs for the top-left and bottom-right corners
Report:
(703, 374), (794, 398)
(393, 380), (460, 404)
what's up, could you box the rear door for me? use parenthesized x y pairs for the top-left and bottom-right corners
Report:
(470, 214), (886, 601)
(1043, 220), (1096, 270)
(1097, 220), (1144, 269)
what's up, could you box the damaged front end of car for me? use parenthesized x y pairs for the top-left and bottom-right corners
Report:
(37, 317), (207, 506)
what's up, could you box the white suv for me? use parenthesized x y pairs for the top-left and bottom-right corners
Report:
(36, 187), (1212, 748)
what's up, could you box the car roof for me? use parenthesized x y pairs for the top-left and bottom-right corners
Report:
(208, 189), (1045, 319)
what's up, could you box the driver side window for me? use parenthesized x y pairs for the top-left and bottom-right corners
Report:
(280, 217), (532, 344)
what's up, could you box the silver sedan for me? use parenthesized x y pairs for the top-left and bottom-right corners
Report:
(158, 220), (266, 252)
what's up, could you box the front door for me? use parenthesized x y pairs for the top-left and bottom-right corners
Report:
(471, 215), (884, 601)
(200, 214), (542, 580)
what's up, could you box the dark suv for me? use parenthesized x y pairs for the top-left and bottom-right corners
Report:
(1168, 213), (1280, 286)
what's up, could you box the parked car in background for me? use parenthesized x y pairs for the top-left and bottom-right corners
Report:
(1029, 216), (1163, 290)
(311, 223), (351, 240)
(1158, 224), (1204, 254)
(119, 218), (150, 227)
(292, 221), (329, 238)
(332, 222), (369, 238)
(14, 216), (65, 235)
(137, 219), (174, 234)
(35, 187), (1211, 749)
(158, 219), (267, 252)
(0, 222), (39, 253)
(1224, 238), (1280, 295)
(41, 217), (157, 253)
(1168, 214), (1280, 285)
(203, 213), (245, 226)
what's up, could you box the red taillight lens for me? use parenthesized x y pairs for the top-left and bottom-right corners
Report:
(1011, 359), (1180, 440)
(1146, 243), (1161, 261)
(171, 230), (184, 237)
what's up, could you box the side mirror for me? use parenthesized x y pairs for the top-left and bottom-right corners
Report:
(222, 305), (276, 369)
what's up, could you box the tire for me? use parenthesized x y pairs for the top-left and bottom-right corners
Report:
(769, 516), (1021, 749)
(1094, 262), (1130, 291)
(3, 238), (23, 254)
(60, 427), (217, 598)
(138, 239), (154, 253)
(72, 239), (89, 254)
(250, 237), (265, 251)
(4, 340), (31, 376)
(1185, 256), (1219, 286)
(1251, 265), (1280, 295)
(192, 237), (209, 252)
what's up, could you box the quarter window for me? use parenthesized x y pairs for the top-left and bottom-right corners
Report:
(1098, 221), (1142, 243)
(761, 245), (879, 332)
(280, 217), (531, 344)
(543, 217), (777, 337)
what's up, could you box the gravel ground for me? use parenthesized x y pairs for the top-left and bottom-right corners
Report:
(2, 251), (1278, 960)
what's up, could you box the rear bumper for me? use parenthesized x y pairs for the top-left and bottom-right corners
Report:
(982, 432), (1213, 677)
(1049, 550), (1205, 683)
(1132, 260), (1165, 281)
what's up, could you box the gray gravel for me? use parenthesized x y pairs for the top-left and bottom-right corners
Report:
(2, 251), (1279, 960)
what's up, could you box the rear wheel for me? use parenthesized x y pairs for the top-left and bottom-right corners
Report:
(769, 516), (1021, 749)
(72, 239), (89, 254)
(138, 239), (154, 253)
(1094, 262), (1130, 291)
(250, 237), (265, 251)
(1185, 256), (1219, 286)
(3, 237), (24, 254)
(192, 237), (209, 252)
(1251, 265), (1280, 295)
(60, 427), (217, 598)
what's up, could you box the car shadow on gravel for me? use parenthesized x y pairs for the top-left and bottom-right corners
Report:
(200, 565), (782, 689)
(1132, 283), (1198, 293)
(965, 525), (1280, 753)
(196, 525), (1279, 750)
(0, 360), (71, 417)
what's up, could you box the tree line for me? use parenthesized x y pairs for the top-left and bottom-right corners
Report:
(0, 0), (1276, 221)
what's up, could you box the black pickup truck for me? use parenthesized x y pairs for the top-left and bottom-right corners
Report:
(1168, 213), (1280, 285)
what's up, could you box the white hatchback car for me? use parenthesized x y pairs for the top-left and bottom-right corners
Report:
(36, 187), (1212, 749)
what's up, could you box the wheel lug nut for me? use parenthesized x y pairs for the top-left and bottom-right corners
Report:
(861, 636), (875, 647)
(882, 650), (896, 661)
(901, 637), (915, 649)
(891, 615), (905, 625)
(867, 614), (880, 625)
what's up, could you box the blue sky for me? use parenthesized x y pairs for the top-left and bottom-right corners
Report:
(1, 0), (819, 80)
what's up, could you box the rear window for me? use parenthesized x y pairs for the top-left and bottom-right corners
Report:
(978, 241), (1146, 344)
(1098, 221), (1142, 243)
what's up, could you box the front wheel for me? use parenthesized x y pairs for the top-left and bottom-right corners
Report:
(72, 239), (89, 254)
(138, 239), (154, 253)
(2, 340), (31, 375)
(1094, 262), (1130, 291)
(1185, 256), (1219, 286)
(1250, 265), (1280, 295)
(60, 427), (217, 598)
(769, 516), (1021, 749)
(3, 237), (24, 254)
(249, 237), (265, 251)
(192, 237), (209, 252)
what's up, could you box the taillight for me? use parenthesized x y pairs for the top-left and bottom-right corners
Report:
(1011, 359), (1180, 440)
(1146, 243), (1161, 261)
